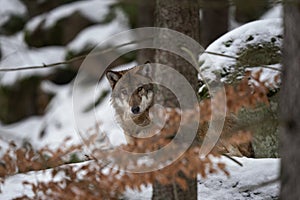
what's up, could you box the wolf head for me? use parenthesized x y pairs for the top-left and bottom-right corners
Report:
(106, 64), (154, 120)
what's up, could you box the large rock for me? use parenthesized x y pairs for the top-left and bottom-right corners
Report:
(198, 19), (282, 158)
(24, 0), (117, 47)
(21, 0), (80, 18)
(25, 11), (96, 47)
(236, 96), (279, 158)
(0, 0), (27, 35)
(0, 14), (27, 35)
(0, 76), (52, 124)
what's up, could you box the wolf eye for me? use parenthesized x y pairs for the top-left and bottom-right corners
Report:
(137, 86), (143, 92)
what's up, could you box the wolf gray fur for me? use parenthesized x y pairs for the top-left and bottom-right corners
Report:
(106, 63), (157, 143)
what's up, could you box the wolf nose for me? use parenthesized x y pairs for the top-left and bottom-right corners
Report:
(131, 106), (140, 114)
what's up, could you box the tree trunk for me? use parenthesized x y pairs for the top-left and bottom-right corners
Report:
(279, 1), (300, 199)
(154, 0), (200, 107)
(201, 0), (229, 47)
(137, 0), (156, 63)
(152, 0), (200, 199)
(232, 0), (269, 23)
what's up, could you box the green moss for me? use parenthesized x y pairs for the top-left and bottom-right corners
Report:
(121, 50), (136, 63)
(237, 42), (281, 67)
(100, 7), (117, 24)
(115, 0), (138, 28)
(67, 153), (83, 163)
(237, 103), (279, 158)
(219, 42), (282, 86)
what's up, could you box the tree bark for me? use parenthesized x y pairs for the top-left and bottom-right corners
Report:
(279, 1), (300, 199)
(152, 0), (200, 199)
(232, 0), (269, 23)
(137, 0), (156, 63)
(201, 0), (229, 48)
(154, 0), (200, 107)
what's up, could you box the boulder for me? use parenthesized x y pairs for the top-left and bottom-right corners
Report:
(25, 11), (96, 47)
(198, 19), (282, 158)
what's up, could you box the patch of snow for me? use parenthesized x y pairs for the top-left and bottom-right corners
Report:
(67, 9), (130, 53)
(38, 83), (82, 150)
(123, 157), (280, 200)
(0, 117), (43, 144)
(0, 157), (280, 199)
(261, 4), (283, 19)
(0, 0), (27, 26)
(0, 75), (125, 151)
(71, 71), (126, 147)
(198, 19), (282, 90)
(26, 0), (116, 31)
(0, 33), (65, 85)
(228, 6), (243, 30)
(198, 157), (280, 199)
(0, 161), (91, 199)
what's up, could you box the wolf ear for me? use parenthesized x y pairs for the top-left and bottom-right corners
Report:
(106, 70), (122, 89)
(137, 61), (152, 77)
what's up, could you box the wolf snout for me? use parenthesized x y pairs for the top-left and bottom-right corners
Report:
(131, 106), (140, 114)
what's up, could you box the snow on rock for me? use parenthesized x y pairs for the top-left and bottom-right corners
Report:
(0, 33), (65, 85)
(0, 0), (27, 26)
(198, 19), (283, 93)
(67, 9), (130, 53)
(26, 0), (116, 32)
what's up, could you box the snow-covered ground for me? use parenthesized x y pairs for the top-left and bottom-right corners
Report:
(0, 75), (125, 153)
(0, 157), (280, 200)
(0, 1), (283, 199)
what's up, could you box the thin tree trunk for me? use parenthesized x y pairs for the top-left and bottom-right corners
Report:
(279, 0), (300, 199)
(154, 0), (200, 107)
(233, 0), (269, 23)
(201, 0), (229, 47)
(152, 0), (200, 199)
(137, 0), (156, 63)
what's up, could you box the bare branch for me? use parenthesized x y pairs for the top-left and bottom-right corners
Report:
(0, 40), (282, 73)
(203, 51), (238, 59)
(0, 38), (153, 72)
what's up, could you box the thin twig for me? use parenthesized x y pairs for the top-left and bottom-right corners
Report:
(0, 40), (282, 73)
(0, 38), (153, 72)
(203, 51), (238, 60)
(222, 154), (243, 167)
(181, 46), (212, 93)
(239, 177), (280, 192)
(203, 51), (282, 72)
(246, 65), (282, 72)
